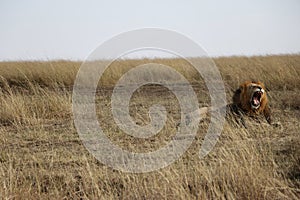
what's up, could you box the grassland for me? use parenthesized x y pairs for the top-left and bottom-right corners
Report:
(0, 55), (299, 199)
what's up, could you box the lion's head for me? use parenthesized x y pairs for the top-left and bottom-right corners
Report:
(233, 81), (268, 114)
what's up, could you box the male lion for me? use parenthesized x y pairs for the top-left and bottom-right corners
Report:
(228, 80), (271, 127)
(194, 81), (272, 128)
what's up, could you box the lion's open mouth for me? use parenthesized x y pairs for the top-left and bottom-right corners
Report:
(251, 90), (263, 109)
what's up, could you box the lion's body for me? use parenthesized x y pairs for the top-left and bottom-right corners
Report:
(195, 81), (272, 128)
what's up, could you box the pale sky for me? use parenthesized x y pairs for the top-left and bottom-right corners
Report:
(0, 0), (299, 60)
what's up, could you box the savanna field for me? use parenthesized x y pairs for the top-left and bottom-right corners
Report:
(0, 55), (299, 199)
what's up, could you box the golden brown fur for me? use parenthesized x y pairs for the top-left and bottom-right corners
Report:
(230, 80), (271, 125)
(193, 81), (272, 128)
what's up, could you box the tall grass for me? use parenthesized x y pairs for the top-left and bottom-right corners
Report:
(0, 55), (299, 199)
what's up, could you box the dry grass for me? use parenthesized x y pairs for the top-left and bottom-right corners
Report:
(0, 55), (299, 199)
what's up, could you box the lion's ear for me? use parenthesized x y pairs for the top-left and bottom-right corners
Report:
(239, 84), (245, 92)
(234, 85), (243, 95)
(232, 87), (242, 104)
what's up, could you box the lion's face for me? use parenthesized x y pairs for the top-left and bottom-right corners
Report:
(236, 81), (268, 113)
(247, 83), (265, 109)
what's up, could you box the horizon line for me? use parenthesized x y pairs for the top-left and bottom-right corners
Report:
(0, 53), (299, 62)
